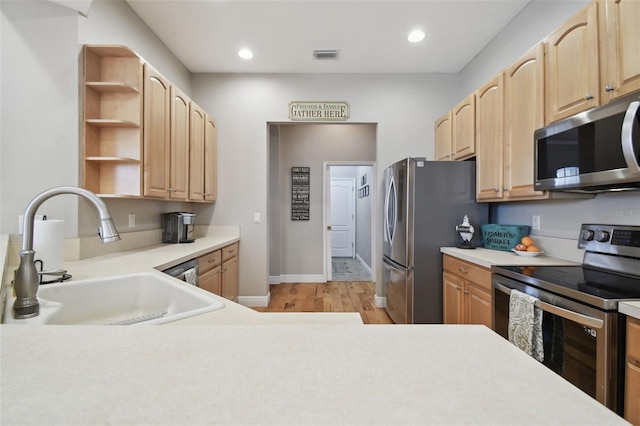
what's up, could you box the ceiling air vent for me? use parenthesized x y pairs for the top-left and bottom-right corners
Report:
(313, 50), (339, 59)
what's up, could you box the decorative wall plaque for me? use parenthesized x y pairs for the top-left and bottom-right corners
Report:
(288, 101), (350, 121)
(291, 167), (310, 220)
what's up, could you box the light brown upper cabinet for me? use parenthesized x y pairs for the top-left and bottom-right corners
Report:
(83, 45), (216, 203)
(189, 102), (206, 201)
(82, 45), (143, 197)
(452, 94), (476, 160)
(545, 2), (599, 124)
(503, 43), (548, 201)
(188, 106), (217, 203)
(143, 64), (171, 199)
(203, 115), (217, 202)
(169, 86), (190, 201)
(475, 74), (504, 201)
(434, 111), (453, 161)
(598, 0), (640, 102)
(476, 44), (550, 202)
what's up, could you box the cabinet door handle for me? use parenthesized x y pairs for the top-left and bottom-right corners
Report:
(585, 94), (594, 100)
(605, 85), (615, 92)
(494, 188), (499, 193)
(208, 258), (216, 263)
(458, 267), (467, 274)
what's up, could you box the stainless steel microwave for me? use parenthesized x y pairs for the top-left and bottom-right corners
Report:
(534, 92), (640, 193)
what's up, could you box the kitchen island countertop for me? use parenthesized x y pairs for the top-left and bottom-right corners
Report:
(0, 323), (626, 425)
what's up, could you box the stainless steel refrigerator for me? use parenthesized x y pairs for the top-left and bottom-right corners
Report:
(383, 158), (488, 324)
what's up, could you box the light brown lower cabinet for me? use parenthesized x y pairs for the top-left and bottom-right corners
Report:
(442, 254), (492, 328)
(197, 242), (239, 302)
(626, 316), (640, 425)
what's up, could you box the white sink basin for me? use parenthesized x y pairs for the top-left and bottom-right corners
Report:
(3, 272), (224, 325)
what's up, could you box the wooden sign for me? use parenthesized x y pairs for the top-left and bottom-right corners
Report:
(291, 167), (310, 220)
(288, 101), (350, 121)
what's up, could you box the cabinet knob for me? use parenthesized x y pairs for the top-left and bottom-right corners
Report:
(464, 290), (470, 295)
(605, 85), (615, 92)
(456, 285), (461, 291)
(494, 188), (499, 193)
(503, 187), (509, 192)
(585, 94), (594, 100)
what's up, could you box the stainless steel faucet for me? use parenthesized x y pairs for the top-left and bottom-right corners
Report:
(12, 186), (120, 319)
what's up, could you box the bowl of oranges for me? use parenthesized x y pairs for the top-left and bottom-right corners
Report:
(512, 236), (543, 257)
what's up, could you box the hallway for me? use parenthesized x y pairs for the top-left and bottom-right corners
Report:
(331, 257), (372, 281)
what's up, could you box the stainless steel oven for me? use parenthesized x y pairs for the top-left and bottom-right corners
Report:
(492, 224), (640, 415)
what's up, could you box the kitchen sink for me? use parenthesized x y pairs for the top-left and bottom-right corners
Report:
(3, 272), (224, 325)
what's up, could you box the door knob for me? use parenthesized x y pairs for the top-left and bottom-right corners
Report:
(327, 226), (332, 231)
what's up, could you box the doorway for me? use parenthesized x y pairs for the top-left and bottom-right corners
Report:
(325, 163), (375, 282)
(267, 123), (376, 286)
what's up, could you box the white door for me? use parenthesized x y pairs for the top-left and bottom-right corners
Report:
(330, 179), (355, 257)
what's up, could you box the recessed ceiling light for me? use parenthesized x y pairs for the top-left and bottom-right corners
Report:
(238, 49), (254, 60)
(408, 30), (426, 43)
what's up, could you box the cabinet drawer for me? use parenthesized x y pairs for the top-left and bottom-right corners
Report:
(443, 255), (491, 290)
(222, 242), (239, 262)
(628, 317), (640, 361)
(198, 249), (221, 274)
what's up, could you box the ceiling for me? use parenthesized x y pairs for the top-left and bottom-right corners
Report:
(125, 0), (532, 74)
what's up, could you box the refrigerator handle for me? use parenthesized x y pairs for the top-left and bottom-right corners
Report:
(383, 258), (406, 274)
(384, 176), (396, 244)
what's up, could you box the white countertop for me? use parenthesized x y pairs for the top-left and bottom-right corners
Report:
(620, 301), (640, 320)
(440, 247), (579, 269)
(0, 324), (625, 425)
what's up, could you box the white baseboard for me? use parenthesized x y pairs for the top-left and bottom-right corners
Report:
(374, 294), (386, 308)
(270, 274), (326, 283)
(237, 293), (270, 308)
(268, 275), (281, 285)
(355, 253), (372, 273)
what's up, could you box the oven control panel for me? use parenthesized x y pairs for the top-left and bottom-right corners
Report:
(579, 224), (640, 257)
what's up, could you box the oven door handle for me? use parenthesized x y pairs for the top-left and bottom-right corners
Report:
(493, 281), (604, 329)
(537, 301), (604, 330)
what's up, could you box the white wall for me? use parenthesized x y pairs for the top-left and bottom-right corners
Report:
(354, 165), (373, 267)
(0, 0), (200, 240)
(192, 73), (461, 297)
(1, 0), (81, 237)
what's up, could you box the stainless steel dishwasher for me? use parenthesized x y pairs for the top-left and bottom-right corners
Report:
(162, 259), (199, 286)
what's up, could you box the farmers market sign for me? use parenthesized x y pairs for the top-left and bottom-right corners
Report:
(288, 101), (350, 121)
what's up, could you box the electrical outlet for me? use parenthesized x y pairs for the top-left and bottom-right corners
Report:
(532, 215), (541, 230)
(128, 214), (136, 228)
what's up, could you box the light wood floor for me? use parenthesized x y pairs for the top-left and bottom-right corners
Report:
(252, 282), (394, 324)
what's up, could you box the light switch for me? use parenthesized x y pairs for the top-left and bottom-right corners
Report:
(253, 212), (261, 223)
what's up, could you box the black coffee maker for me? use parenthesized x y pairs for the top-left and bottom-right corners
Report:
(162, 212), (196, 243)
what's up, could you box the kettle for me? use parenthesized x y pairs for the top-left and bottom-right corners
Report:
(162, 212), (196, 244)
